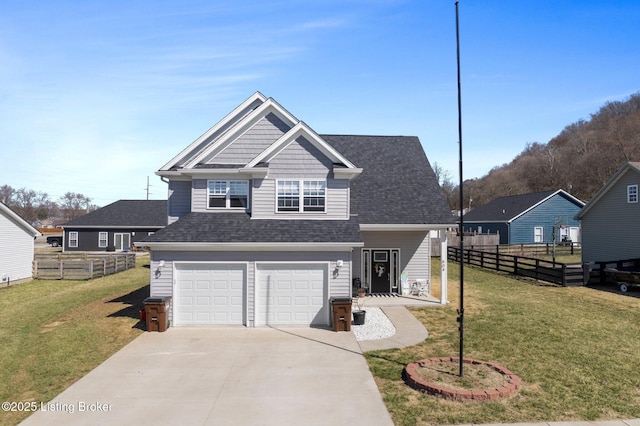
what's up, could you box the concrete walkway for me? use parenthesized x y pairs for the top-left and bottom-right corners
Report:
(357, 306), (429, 352)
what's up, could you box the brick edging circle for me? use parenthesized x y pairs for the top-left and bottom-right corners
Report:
(403, 357), (521, 401)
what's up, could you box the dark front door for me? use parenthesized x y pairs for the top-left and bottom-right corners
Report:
(370, 250), (390, 293)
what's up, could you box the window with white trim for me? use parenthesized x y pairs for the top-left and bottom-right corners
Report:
(98, 232), (108, 248)
(534, 226), (543, 243)
(627, 184), (638, 203)
(277, 180), (326, 213)
(69, 231), (78, 248)
(303, 180), (326, 212)
(208, 180), (249, 209)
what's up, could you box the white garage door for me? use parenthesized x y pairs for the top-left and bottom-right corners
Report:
(175, 264), (245, 326)
(257, 264), (327, 326)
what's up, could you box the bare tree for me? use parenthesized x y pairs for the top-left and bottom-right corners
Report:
(0, 185), (16, 205)
(58, 192), (94, 220)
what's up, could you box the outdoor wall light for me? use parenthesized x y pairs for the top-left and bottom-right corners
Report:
(158, 260), (165, 268)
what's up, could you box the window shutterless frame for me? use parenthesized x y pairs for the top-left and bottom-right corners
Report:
(69, 231), (78, 248)
(207, 180), (249, 209)
(276, 179), (326, 213)
(627, 184), (638, 203)
(98, 232), (108, 248)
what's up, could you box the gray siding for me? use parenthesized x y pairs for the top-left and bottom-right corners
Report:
(268, 136), (334, 178)
(353, 231), (431, 286)
(150, 250), (351, 326)
(168, 180), (191, 224)
(192, 179), (208, 212)
(252, 135), (349, 219)
(251, 178), (349, 220)
(191, 178), (254, 213)
(210, 113), (290, 165)
(0, 213), (35, 282)
(582, 170), (640, 263)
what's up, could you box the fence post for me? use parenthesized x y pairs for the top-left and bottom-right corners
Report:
(562, 264), (567, 287)
(59, 260), (64, 280)
(33, 260), (38, 279)
(89, 261), (94, 279)
(582, 262), (591, 285)
(496, 252), (500, 271)
(514, 257), (518, 275)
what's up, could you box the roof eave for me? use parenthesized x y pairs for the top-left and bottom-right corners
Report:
(134, 242), (364, 251)
(333, 167), (363, 180)
(0, 203), (40, 237)
(359, 223), (455, 231)
(576, 163), (635, 219)
(62, 225), (165, 229)
(159, 92), (268, 171)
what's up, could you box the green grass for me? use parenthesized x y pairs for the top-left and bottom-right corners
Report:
(0, 255), (149, 426)
(366, 260), (640, 426)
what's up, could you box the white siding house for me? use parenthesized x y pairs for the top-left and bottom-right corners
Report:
(0, 202), (40, 283)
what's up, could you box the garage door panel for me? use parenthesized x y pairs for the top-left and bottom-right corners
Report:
(196, 296), (211, 305)
(277, 296), (291, 306)
(277, 280), (292, 290)
(175, 264), (245, 326)
(257, 264), (327, 326)
(294, 296), (309, 305)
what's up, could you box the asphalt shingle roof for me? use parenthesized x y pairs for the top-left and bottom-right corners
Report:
(63, 200), (167, 227)
(462, 190), (558, 222)
(143, 212), (362, 243)
(143, 135), (454, 244)
(322, 135), (455, 225)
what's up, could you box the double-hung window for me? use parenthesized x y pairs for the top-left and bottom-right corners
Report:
(208, 180), (249, 209)
(277, 180), (300, 212)
(627, 184), (638, 203)
(277, 180), (326, 213)
(98, 232), (108, 248)
(69, 231), (78, 248)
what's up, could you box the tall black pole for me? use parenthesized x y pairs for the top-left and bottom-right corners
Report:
(455, 0), (465, 378)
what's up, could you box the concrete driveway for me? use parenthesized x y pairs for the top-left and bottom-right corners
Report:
(21, 327), (393, 426)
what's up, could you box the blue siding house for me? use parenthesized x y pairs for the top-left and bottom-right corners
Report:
(463, 190), (585, 245)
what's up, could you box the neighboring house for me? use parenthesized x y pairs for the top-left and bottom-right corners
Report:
(139, 92), (455, 327)
(62, 200), (167, 252)
(0, 202), (40, 283)
(575, 162), (640, 263)
(463, 189), (585, 245)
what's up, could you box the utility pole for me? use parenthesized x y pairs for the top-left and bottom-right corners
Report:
(145, 176), (151, 200)
(455, 0), (465, 378)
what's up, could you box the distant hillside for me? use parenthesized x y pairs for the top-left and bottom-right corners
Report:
(444, 92), (640, 210)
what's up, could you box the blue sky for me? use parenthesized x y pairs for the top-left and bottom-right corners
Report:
(1, 0), (639, 206)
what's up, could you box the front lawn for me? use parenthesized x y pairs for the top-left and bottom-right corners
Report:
(0, 255), (149, 425)
(367, 260), (640, 426)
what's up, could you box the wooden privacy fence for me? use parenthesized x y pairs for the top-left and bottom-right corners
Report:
(448, 247), (588, 287)
(33, 253), (136, 280)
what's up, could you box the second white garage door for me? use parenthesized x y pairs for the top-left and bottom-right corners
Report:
(257, 264), (327, 326)
(174, 263), (245, 326)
